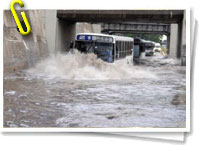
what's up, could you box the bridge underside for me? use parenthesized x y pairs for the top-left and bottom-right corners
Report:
(57, 10), (184, 23)
(101, 23), (170, 35)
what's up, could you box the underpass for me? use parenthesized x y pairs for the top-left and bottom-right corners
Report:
(3, 10), (186, 128)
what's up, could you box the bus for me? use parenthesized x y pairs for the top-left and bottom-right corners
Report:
(143, 40), (155, 56)
(133, 38), (155, 57)
(71, 33), (134, 63)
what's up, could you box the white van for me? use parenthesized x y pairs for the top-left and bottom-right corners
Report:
(153, 43), (161, 52)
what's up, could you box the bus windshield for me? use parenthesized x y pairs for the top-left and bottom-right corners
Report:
(75, 40), (113, 62)
(95, 42), (113, 56)
(75, 41), (94, 53)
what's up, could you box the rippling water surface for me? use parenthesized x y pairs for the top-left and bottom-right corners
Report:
(4, 52), (186, 128)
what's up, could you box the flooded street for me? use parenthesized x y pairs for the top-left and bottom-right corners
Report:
(3, 52), (186, 128)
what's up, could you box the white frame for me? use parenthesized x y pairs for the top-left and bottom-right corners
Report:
(1, 8), (190, 133)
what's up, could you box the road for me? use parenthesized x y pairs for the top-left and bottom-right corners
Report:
(3, 52), (186, 128)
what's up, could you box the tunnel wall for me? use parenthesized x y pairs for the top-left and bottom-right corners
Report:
(3, 10), (49, 75)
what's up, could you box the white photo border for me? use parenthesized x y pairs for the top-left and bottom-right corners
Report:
(0, 1), (190, 132)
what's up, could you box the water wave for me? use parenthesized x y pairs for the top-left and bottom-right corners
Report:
(27, 50), (157, 80)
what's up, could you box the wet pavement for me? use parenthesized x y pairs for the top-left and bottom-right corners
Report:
(3, 52), (186, 128)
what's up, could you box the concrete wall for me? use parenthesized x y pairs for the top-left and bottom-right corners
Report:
(3, 9), (102, 75)
(3, 10), (49, 75)
(76, 23), (101, 33)
(55, 20), (76, 52)
(42, 10), (57, 54)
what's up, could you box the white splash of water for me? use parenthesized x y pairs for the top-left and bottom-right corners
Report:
(27, 50), (157, 80)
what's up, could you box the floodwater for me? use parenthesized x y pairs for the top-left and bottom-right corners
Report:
(3, 51), (186, 128)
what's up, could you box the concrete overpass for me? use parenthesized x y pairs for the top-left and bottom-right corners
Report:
(57, 10), (184, 23)
(101, 23), (170, 35)
(56, 10), (185, 60)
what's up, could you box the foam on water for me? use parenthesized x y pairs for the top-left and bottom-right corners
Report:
(27, 50), (157, 80)
(4, 50), (186, 128)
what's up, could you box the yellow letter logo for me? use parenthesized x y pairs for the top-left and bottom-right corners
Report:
(10, 0), (31, 35)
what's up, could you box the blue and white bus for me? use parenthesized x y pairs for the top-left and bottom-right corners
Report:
(72, 33), (134, 63)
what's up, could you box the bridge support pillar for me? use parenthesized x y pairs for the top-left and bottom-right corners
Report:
(55, 20), (76, 52)
(169, 24), (178, 58)
(169, 11), (186, 66)
(180, 11), (186, 66)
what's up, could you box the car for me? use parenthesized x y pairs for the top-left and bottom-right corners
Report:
(153, 43), (162, 52)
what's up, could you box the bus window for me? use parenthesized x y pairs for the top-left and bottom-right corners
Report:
(75, 41), (94, 53)
(95, 42), (113, 62)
